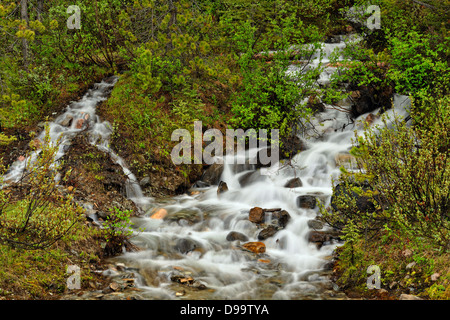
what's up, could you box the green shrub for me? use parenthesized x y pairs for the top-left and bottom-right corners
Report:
(0, 125), (84, 250)
(323, 95), (450, 251)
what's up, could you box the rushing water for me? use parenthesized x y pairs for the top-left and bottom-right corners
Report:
(2, 36), (411, 300)
(106, 38), (409, 300)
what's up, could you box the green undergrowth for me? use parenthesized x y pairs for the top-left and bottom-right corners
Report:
(333, 233), (450, 300)
(99, 72), (232, 193)
(0, 219), (104, 299)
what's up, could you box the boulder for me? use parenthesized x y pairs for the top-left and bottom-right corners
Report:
(150, 208), (168, 219)
(238, 171), (267, 187)
(175, 238), (198, 254)
(365, 113), (379, 125)
(192, 180), (210, 188)
(399, 294), (423, 301)
(217, 181), (228, 195)
(140, 176), (151, 187)
(60, 115), (74, 127)
(297, 195), (317, 209)
(272, 210), (291, 228)
(257, 225), (279, 240)
(284, 177), (302, 188)
(308, 230), (341, 248)
(75, 118), (85, 129)
(307, 219), (324, 230)
(249, 207), (265, 224)
(242, 241), (266, 254)
(226, 231), (249, 242)
(201, 163), (224, 185)
(280, 134), (304, 159)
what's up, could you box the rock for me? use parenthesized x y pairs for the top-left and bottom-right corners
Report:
(325, 35), (342, 43)
(365, 113), (379, 125)
(402, 249), (413, 257)
(389, 281), (398, 289)
(406, 262), (416, 270)
(257, 259), (271, 264)
(201, 163), (224, 185)
(175, 238), (198, 254)
(249, 207), (265, 224)
(308, 231), (329, 243)
(242, 241), (266, 254)
(109, 282), (120, 292)
(258, 225), (279, 240)
(75, 118), (85, 129)
(307, 219), (324, 230)
(399, 294), (423, 300)
(171, 274), (194, 285)
(238, 171), (267, 187)
(272, 210), (291, 228)
(431, 273), (440, 281)
(308, 230), (341, 248)
(226, 231), (249, 242)
(192, 180), (210, 188)
(306, 95), (326, 113)
(284, 177), (302, 188)
(217, 181), (228, 195)
(140, 176), (151, 187)
(150, 208), (168, 220)
(378, 289), (388, 295)
(297, 195), (317, 209)
(60, 115), (74, 127)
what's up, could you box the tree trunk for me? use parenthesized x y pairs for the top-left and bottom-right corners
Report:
(21, 0), (29, 69)
(37, 0), (43, 22)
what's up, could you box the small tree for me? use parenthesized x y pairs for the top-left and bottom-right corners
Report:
(0, 125), (84, 250)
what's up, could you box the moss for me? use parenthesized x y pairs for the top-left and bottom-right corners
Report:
(0, 220), (106, 299)
(332, 231), (450, 300)
(97, 72), (233, 196)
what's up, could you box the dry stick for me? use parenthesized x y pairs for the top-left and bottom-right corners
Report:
(411, 0), (436, 9)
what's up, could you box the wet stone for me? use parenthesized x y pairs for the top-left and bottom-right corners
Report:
(226, 231), (249, 242)
(297, 195), (317, 209)
(258, 225), (279, 240)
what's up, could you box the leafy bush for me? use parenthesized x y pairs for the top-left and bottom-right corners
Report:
(0, 125), (84, 250)
(227, 12), (323, 143)
(323, 96), (450, 251)
(102, 206), (134, 255)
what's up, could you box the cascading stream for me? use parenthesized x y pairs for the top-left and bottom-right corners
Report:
(107, 37), (410, 300)
(2, 36), (411, 300)
(2, 76), (152, 210)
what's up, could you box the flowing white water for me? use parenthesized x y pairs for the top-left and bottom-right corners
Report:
(2, 37), (411, 300)
(108, 38), (411, 300)
(2, 76), (152, 209)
